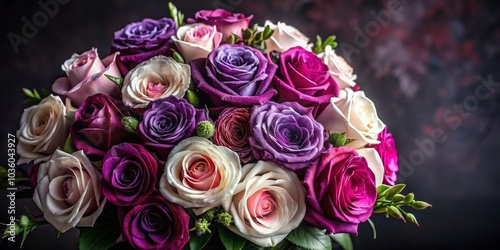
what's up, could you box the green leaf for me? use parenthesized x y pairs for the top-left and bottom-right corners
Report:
(168, 2), (184, 28)
(323, 35), (337, 47)
(242, 29), (253, 41)
(22, 88), (34, 98)
(329, 233), (352, 250)
(63, 135), (75, 154)
(172, 49), (185, 64)
(286, 223), (332, 250)
(376, 184), (391, 194)
(218, 224), (246, 250)
(260, 239), (297, 250)
(104, 74), (123, 88)
(78, 206), (121, 250)
(263, 25), (274, 40)
(189, 228), (214, 250)
(367, 218), (377, 239)
(385, 184), (406, 199)
(186, 89), (200, 108)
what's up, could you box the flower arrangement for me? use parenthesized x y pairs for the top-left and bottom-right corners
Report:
(3, 3), (431, 250)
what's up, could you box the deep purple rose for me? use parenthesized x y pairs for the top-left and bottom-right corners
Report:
(139, 96), (206, 160)
(249, 101), (326, 170)
(111, 18), (177, 75)
(119, 192), (190, 250)
(304, 147), (377, 234)
(71, 94), (129, 160)
(191, 44), (277, 114)
(189, 9), (252, 41)
(102, 143), (158, 206)
(368, 127), (399, 185)
(274, 46), (339, 117)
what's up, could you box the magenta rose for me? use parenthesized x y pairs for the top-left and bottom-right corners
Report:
(214, 107), (253, 164)
(304, 147), (377, 234)
(52, 48), (121, 107)
(274, 46), (339, 117)
(119, 192), (190, 250)
(111, 18), (177, 75)
(71, 94), (130, 160)
(189, 9), (252, 41)
(191, 44), (277, 115)
(102, 143), (158, 206)
(368, 127), (399, 185)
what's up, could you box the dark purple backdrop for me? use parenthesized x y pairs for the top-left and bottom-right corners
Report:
(1, 0), (499, 249)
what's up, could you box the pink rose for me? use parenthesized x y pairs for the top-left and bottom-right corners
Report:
(172, 23), (223, 63)
(303, 147), (377, 235)
(189, 9), (252, 41)
(368, 127), (399, 185)
(52, 48), (121, 107)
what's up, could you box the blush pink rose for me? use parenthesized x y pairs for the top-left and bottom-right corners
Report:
(52, 48), (121, 107)
(172, 23), (223, 63)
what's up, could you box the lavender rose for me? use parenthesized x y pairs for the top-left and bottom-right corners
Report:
(304, 147), (377, 234)
(102, 143), (158, 206)
(139, 96), (206, 160)
(189, 9), (252, 41)
(191, 44), (277, 114)
(71, 94), (130, 160)
(111, 18), (176, 75)
(214, 107), (252, 164)
(274, 46), (339, 117)
(119, 192), (190, 250)
(368, 127), (399, 185)
(249, 101), (326, 170)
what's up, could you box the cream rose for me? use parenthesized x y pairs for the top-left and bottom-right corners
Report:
(17, 95), (69, 164)
(357, 148), (384, 186)
(263, 21), (312, 53)
(222, 161), (306, 247)
(172, 23), (223, 63)
(317, 89), (386, 148)
(33, 150), (106, 233)
(318, 45), (357, 89)
(121, 56), (190, 109)
(159, 137), (241, 214)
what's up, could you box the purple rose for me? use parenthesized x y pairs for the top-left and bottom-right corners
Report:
(274, 46), (339, 117)
(304, 147), (377, 234)
(139, 96), (206, 160)
(191, 44), (277, 114)
(368, 127), (399, 185)
(71, 94), (129, 160)
(189, 9), (252, 41)
(249, 101), (326, 170)
(102, 143), (158, 206)
(119, 192), (190, 250)
(111, 18), (177, 75)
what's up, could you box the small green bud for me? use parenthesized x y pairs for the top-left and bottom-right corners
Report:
(217, 212), (233, 227)
(411, 201), (432, 210)
(385, 184), (406, 199)
(19, 215), (31, 228)
(195, 218), (211, 236)
(186, 89), (200, 107)
(388, 206), (405, 222)
(196, 121), (215, 139)
(121, 116), (139, 134)
(392, 194), (405, 203)
(373, 206), (388, 213)
(3, 224), (21, 237)
(203, 209), (216, 221)
(404, 193), (415, 203)
(405, 213), (419, 226)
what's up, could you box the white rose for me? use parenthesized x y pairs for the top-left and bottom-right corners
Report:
(33, 150), (106, 233)
(263, 21), (312, 53)
(121, 56), (190, 109)
(356, 148), (384, 186)
(160, 137), (241, 215)
(17, 95), (69, 164)
(318, 45), (357, 89)
(317, 88), (385, 148)
(222, 161), (306, 247)
(172, 23), (223, 63)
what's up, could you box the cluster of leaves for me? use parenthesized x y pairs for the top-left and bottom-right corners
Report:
(228, 24), (274, 52)
(313, 35), (338, 54)
(374, 184), (432, 225)
(327, 132), (355, 147)
(168, 2), (184, 28)
(22, 88), (50, 104)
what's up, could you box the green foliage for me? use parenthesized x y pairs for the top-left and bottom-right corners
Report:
(218, 224), (246, 250)
(104, 74), (123, 88)
(286, 223), (332, 250)
(327, 132), (355, 147)
(313, 35), (338, 54)
(168, 2), (185, 28)
(238, 24), (275, 52)
(78, 206), (121, 250)
(22, 88), (50, 104)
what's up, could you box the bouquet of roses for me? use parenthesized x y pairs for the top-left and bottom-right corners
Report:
(3, 3), (431, 250)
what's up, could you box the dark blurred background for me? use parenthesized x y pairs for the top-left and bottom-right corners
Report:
(1, 0), (499, 249)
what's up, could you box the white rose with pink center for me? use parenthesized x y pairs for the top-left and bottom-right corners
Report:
(121, 55), (190, 109)
(222, 160), (306, 247)
(159, 137), (241, 214)
(172, 23), (223, 63)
